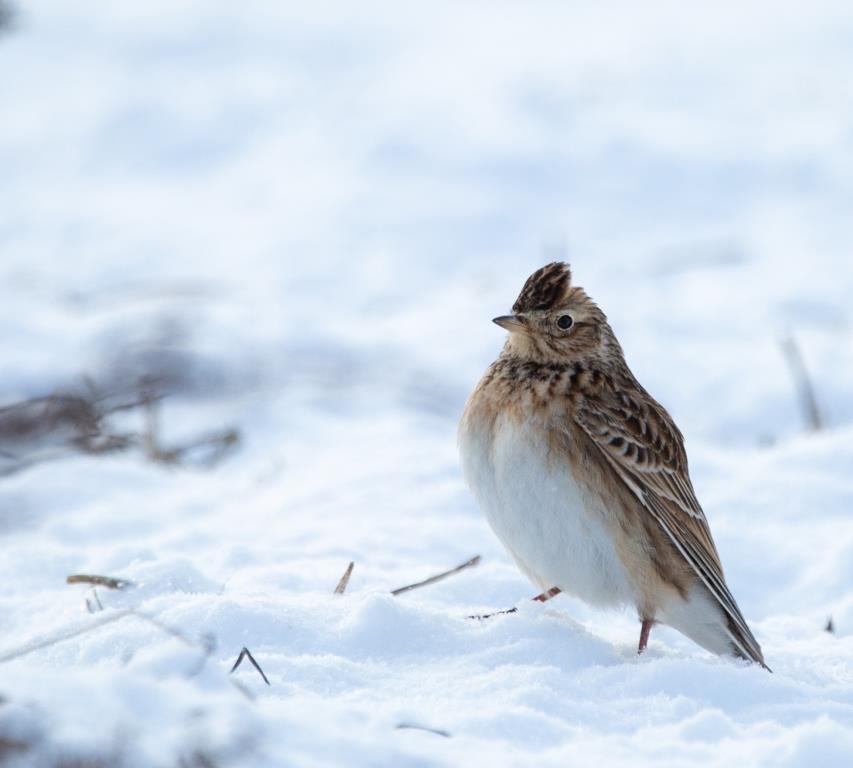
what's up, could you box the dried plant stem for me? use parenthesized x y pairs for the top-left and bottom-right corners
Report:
(141, 392), (239, 467)
(532, 587), (561, 602)
(390, 555), (481, 596)
(468, 587), (562, 620)
(0, 610), (134, 664)
(129, 609), (215, 677)
(86, 589), (104, 613)
(395, 723), (451, 738)
(230, 647), (270, 686)
(334, 562), (355, 594)
(67, 574), (134, 590)
(0, 608), (214, 670)
(142, 394), (161, 460)
(130, 609), (212, 652)
(466, 607), (518, 620)
(781, 335), (824, 431)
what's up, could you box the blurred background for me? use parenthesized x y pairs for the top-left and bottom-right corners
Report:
(1, 2), (853, 764)
(1, 0), (852, 450)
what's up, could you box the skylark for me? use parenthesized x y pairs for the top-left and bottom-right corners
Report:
(458, 262), (766, 667)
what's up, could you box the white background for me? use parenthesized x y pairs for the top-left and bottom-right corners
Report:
(1, 2), (852, 765)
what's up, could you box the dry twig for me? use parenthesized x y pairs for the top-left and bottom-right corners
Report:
(67, 574), (134, 590)
(129, 609), (216, 677)
(230, 647), (270, 686)
(395, 723), (451, 738)
(391, 555), (481, 596)
(0, 610), (134, 664)
(532, 587), (561, 602)
(86, 589), (104, 613)
(334, 562), (355, 595)
(468, 587), (561, 620)
(142, 394), (240, 467)
(0, 607), (216, 679)
(0, 368), (240, 477)
(781, 335), (824, 431)
(0, 2), (15, 35)
(466, 607), (518, 620)
(131, 609), (215, 652)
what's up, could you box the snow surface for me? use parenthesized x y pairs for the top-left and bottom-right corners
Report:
(2, 1), (853, 765)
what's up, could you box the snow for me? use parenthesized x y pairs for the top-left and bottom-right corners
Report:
(1, 0), (853, 765)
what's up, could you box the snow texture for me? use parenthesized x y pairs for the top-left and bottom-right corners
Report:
(1, 1), (853, 766)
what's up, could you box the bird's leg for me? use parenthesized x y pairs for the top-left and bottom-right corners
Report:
(638, 618), (655, 654)
(532, 587), (561, 603)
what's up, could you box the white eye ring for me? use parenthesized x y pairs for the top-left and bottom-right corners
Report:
(557, 314), (573, 330)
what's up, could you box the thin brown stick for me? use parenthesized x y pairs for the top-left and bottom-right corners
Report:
(0, 608), (214, 665)
(0, 608), (251, 700)
(85, 588), (104, 613)
(395, 723), (451, 738)
(532, 587), (561, 602)
(140, 393), (239, 467)
(129, 609), (215, 677)
(390, 555), (481, 596)
(142, 393), (160, 460)
(334, 561), (355, 594)
(67, 574), (134, 590)
(466, 607), (518, 620)
(781, 335), (824, 431)
(0, 610), (134, 664)
(0, 2), (15, 34)
(468, 587), (561, 620)
(230, 647), (270, 686)
(230, 678), (256, 701)
(130, 609), (210, 651)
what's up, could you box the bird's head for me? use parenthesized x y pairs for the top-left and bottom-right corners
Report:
(493, 262), (620, 366)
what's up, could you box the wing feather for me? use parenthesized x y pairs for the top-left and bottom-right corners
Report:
(573, 382), (766, 667)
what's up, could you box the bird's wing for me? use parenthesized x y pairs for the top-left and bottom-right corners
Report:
(573, 379), (766, 666)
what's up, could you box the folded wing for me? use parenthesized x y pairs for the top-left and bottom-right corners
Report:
(573, 376), (766, 667)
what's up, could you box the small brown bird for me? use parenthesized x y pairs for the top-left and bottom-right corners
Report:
(458, 262), (766, 667)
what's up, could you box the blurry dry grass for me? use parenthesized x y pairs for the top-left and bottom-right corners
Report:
(333, 561), (355, 594)
(0, 552), (485, 764)
(0, 378), (239, 477)
(0, 2), (14, 34)
(780, 335), (824, 432)
(390, 555), (481, 596)
(0, 726), (257, 768)
(0, 604), (254, 766)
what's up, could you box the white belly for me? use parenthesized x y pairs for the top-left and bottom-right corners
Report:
(459, 411), (635, 608)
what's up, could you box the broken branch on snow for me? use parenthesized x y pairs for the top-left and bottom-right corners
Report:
(466, 607), (518, 620)
(334, 561), (355, 595)
(395, 722), (451, 738)
(67, 574), (135, 590)
(230, 647), (270, 686)
(390, 555), (481, 596)
(780, 335), (824, 432)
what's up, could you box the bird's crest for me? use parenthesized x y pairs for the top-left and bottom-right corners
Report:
(512, 262), (572, 313)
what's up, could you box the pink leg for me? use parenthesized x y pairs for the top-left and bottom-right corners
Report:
(532, 587), (562, 603)
(638, 618), (654, 654)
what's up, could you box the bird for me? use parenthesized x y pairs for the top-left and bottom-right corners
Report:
(458, 262), (767, 668)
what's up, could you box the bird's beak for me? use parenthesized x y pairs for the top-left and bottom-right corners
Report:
(492, 315), (526, 332)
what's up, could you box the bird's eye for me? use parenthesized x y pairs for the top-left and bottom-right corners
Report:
(556, 314), (573, 330)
